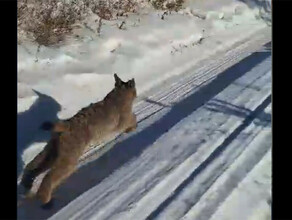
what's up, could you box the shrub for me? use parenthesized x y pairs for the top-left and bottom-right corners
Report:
(150, 0), (185, 11)
(17, 0), (184, 46)
(18, 0), (86, 46)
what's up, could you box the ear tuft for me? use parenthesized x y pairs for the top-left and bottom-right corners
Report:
(128, 78), (135, 88)
(114, 73), (122, 87)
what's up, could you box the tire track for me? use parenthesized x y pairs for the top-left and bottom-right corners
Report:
(150, 97), (271, 220)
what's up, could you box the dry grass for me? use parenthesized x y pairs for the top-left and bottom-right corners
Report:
(150, 0), (185, 11)
(18, 0), (186, 46)
(18, 0), (86, 46)
(85, 0), (138, 19)
(17, 0), (141, 46)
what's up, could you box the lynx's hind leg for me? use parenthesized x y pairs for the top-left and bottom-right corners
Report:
(21, 142), (57, 191)
(37, 158), (77, 204)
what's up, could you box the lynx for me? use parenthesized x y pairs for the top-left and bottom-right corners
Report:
(20, 74), (137, 206)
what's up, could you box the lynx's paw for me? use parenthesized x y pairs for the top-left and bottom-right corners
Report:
(41, 198), (55, 210)
(125, 127), (135, 133)
(20, 172), (35, 191)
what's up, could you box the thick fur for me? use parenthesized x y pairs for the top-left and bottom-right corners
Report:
(20, 74), (137, 205)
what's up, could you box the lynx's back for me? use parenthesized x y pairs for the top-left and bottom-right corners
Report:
(54, 73), (137, 158)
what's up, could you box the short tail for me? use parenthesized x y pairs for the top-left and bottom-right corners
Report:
(41, 121), (54, 130)
(40, 121), (69, 132)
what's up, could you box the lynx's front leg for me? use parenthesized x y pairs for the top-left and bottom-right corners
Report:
(125, 113), (137, 133)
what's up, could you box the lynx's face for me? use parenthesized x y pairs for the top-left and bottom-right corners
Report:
(114, 73), (137, 99)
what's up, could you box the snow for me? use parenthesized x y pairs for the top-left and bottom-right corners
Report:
(17, 0), (271, 219)
(18, 32), (271, 220)
(180, 106), (272, 220)
(208, 147), (271, 220)
(43, 41), (271, 220)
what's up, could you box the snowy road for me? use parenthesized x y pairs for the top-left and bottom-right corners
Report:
(18, 29), (271, 220)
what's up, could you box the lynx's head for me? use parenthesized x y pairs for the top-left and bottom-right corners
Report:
(113, 73), (137, 100)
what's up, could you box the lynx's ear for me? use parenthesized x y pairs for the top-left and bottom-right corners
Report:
(114, 73), (123, 87)
(127, 78), (135, 88)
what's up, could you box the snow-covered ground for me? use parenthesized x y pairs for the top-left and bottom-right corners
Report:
(17, 0), (270, 171)
(17, 0), (271, 219)
(19, 39), (271, 220)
